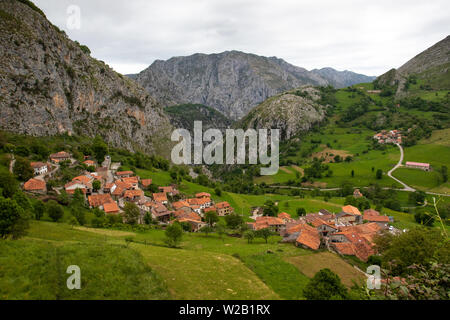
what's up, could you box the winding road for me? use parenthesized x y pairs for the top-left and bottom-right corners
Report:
(387, 143), (415, 192)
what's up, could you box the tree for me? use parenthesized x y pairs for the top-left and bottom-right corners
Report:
(303, 268), (348, 300)
(46, 200), (64, 222)
(92, 136), (108, 163)
(144, 212), (152, 225)
(204, 210), (219, 227)
(255, 228), (272, 244)
(214, 188), (222, 196)
(0, 197), (30, 239)
(225, 213), (243, 229)
(164, 222), (183, 248)
(414, 209), (435, 226)
(296, 207), (306, 216)
(376, 169), (383, 180)
(376, 227), (447, 276)
(216, 220), (226, 241)
(12, 191), (32, 213)
(33, 200), (45, 220)
(13, 156), (34, 181)
(123, 202), (140, 225)
(0, 170), (18, 198)
(409, 191), (426, 205)
(351, 170), (355, 178)
(441, 165), (448, 183)
(68, 216), (79, 229)
(70, 207), (86, 226)
(92, 180), (101, 192)
(200, 225), (213, 237)
(263, 200), (278, 217)
(244, 230), (255, 244)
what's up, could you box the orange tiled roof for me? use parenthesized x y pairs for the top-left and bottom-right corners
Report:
(215, 201), (231, 209)
(116, 171), (134, 176)
(141, 179), (152, 187)
(153, 193), (168, 202)
(88, 194), (114, 207)
(122, 176), (139, 185)
(112, 186), (125, 196)
(23, 178), (46, 191)
(115, 179), (133, 190)
(30, 162), (47, 169)
(172, 200), (191, 210)
(196, 192), (211, 198)
(123, 189), (143, 199)
(50, 151), (70, 159)
(103, 202), (120, 214)
(278, 212), (291, 219)
(83, 160), (95, 166)
(204, 206), (217, 213)
(296, 224), (321, 250)
(342, 205), (361, 216)
(363, 209), (380, 216)
(363, 214), (390, 223)
(72, 175), (92, 185)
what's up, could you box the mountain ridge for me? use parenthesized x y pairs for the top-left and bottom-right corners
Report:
(134, 50), (375, 120)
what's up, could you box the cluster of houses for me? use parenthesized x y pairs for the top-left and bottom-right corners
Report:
(247, 205), (393, 262)
(21, 151), (398, 262)
(22, 151), (235, 232)
(373, 129), (402, 145)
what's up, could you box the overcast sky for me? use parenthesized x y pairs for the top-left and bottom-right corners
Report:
(33, 0), (449, 76)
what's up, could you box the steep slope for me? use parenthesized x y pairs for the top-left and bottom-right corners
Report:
(164, 104), (232, 133)
(238, 86), (328, 141)
(376, 35), (450, 95)
(135, 51), (374, 120)
(0, 0), (173, 156)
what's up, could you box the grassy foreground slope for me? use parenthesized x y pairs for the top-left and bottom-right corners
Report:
(1, 219), (367, 300)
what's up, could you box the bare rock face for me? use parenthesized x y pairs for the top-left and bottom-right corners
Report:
(0, 0), (173, 156)
(135, 51), (374, 120)
(238, 86), (328, 141)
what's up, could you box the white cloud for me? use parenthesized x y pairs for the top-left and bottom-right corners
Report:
(33, 0), (450, 75)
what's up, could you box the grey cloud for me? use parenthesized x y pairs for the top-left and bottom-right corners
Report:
(33, 0), (450, 76)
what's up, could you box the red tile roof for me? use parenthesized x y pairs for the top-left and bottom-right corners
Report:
(216, 201), (231, 209)
(23, 178), (46, 191)
(141, 179), (152, 187)
(172, 200), (191, 210)
(122, 176), (139, 185)
(153, 193), (168, 203)
(342, 205), (362, 216)
(123, 189), (144, 199)
(278, 212), (291, 219)
(116, 171), (134, 176)
(103, 202), (120, 214)
(196, 192), (211, 198)
(88, 194), (114, 207)
(296, 224), (321, 250)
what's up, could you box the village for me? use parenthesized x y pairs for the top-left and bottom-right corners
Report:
(19, 150), (401, 263)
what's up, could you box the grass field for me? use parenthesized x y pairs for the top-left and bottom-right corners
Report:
(0, 219), (370, 300)
(286, 251), (366, 288)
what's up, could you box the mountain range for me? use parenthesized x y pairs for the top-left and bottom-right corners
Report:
(133, 51), (375, 120)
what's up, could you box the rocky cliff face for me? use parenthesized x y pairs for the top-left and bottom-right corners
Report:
(376, 36), (450, 94)
(135, 51), (375, 120)
(238, 86), (328, 141)
(0, 0), (173, 156)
